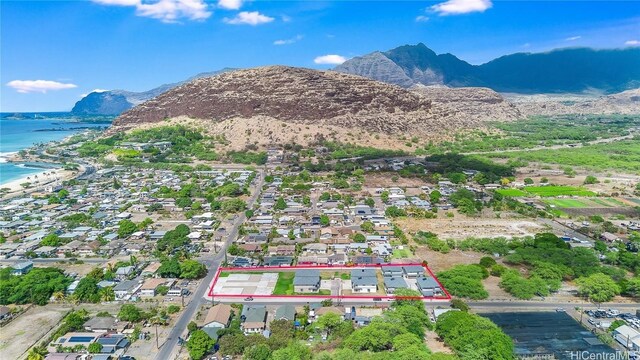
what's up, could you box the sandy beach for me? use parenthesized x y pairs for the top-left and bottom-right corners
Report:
(0, 167), (76, 199)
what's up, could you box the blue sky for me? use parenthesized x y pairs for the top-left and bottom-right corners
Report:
(1, 0), (639, 112)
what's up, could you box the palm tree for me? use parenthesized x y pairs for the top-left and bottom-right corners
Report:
(52, 291), (65, 302)
(26, 346), (47, 360)
(100, 287), (115, 302)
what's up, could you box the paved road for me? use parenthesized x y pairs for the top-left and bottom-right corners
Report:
(0, 258), (108, 265)
(538, 218), (593, 244)
(153, 169), (265, 360)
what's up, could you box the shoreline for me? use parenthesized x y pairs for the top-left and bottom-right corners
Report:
(0, 168), (75, 198)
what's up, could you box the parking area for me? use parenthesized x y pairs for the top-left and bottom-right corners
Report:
(213, 273), (278, 295)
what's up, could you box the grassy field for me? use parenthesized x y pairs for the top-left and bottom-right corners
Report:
(498, 185), (596, 198)
(483, 140), (640, 172)
(393, 248), (411, 259)
(526, 186), (596, 197)
(544, 199), (589, 208)
(273, 272), (295, 295)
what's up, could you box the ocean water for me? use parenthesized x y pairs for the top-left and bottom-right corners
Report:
(0, 113), (112, 184)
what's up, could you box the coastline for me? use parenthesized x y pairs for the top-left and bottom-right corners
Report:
(0, 168), (75, 198)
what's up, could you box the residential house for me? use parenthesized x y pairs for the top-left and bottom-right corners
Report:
(293, 269), (321, 293)
(302, 243), (327, 254)
(83, 316), (118, 333)
(351, 269), (378, 293)
(416, 276), (442, 297)
(613, 325), (640, 351)
(274, 305), (296, 321)
(381, 265), (403, 277)
(113, 280), (141, 301)
(402, 265), (425, 278)
(138, 278), (166, 297)
(200, 303), (232, 340)
(241, 306), (267, 335)
(383, 276), (408, 294)
(115, 266), (135, 280)
(11, 261), (33, 276)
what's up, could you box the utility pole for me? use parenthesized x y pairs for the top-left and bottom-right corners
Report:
(155, 322), (159, 349)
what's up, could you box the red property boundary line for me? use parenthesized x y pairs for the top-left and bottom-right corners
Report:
(207, 263), (452, 301)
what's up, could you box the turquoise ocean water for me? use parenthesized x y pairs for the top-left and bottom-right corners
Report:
(0, 113), (111, 184)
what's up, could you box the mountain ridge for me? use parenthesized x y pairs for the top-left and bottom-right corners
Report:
(335, 44), (640, 93)
(111, 66), (520, 150)
(71, 68), (236, 115)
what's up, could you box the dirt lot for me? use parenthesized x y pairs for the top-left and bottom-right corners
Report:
(0, 304), (69, 360)
(0, 302), (127, 360)
(414, 248), (485, 272)
(397, 217), (545, 240)
(363, 173), (427, 189)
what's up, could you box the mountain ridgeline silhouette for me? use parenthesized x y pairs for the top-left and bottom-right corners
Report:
(334, 43), (640, 93)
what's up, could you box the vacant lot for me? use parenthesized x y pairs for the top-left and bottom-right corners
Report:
(273, 272), (294, 295)
(213, 272), (278, 295)
(397, 218), (545, 240)
(0, 305), (69, 360)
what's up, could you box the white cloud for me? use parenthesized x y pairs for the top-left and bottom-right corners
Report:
(273, 35), (303, 46)
(431, 0), (492, 15)
(314, 55), (347, 65)
(80, 89), (109, 98)
(223, 11), (274, 25)
(7, 80), (78, 94)
(92, 0), (139, 5)
(415, 15), (430, 22)
(91, 0), (211, 23)
(565, 36), (581, 41)
(281, 15), (292, 22)
(217, 0), (242, 10)
(625, 40), (640, 46)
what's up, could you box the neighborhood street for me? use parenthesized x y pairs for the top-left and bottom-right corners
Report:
(153, 169), (265, 360)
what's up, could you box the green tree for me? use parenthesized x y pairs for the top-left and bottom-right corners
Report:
(244, 344), (272, 360)
(584, 175), (599, 184)
(524, 178), (534, 185)
(41, 233), (62, 247)
(450, 299), (470, 312)
(479, 256), (497, 268)
(576, 273), (621, 303)
(118, 304), (144, 322)
(74, 277), (100, 303)
(26, 347), (47, 360)
(87, 343), (103, 354)
(271, 341), (312, 360)
(436, 311), (514, 360)
(186, 330), (215, 360)
(352, 233), (366, 243)
(429, 190), (442, 204)
(117, 219), (137, 239)
(360, 221), (375, 233)
(218, 333), (247, 356)
(626, 277), (640, 297)
(315, 312), (343, 336)
(319, 215), (330, 227)
(180, 260), (207, 279)
(158, 259), (182, 278)
(274, 197), (287, 211)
